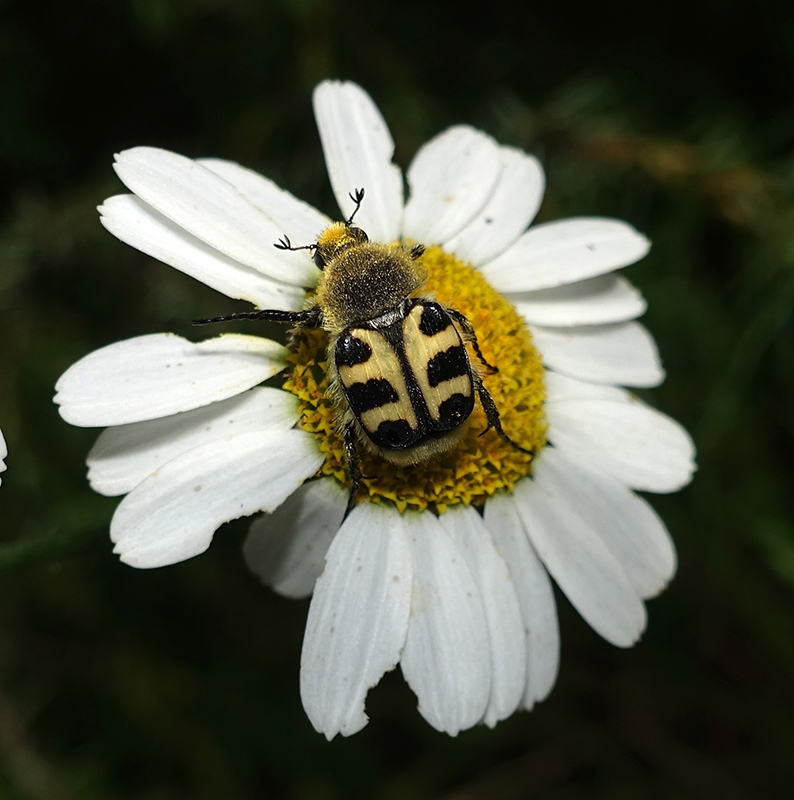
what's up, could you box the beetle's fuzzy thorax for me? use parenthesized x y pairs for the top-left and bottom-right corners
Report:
(314, 240), (426, 332)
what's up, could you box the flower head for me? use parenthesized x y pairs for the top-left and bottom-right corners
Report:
(54, 81), (696, 737)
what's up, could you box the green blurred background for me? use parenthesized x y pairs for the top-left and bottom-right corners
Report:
(2, 0), (794, 797)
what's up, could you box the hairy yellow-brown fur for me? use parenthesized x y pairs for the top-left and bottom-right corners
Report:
(313, 224), (426, 332)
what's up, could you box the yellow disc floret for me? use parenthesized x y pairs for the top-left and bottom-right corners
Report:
(282, 245), (546, 514)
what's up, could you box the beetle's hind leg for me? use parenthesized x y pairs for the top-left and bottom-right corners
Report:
(445, 306), (528, 453)
(447, 308), (498, 375)
(474, 376), (535, 457)
(343, 423), (363, 519)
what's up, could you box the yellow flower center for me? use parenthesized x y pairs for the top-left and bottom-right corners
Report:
(282, 246), (547, 513)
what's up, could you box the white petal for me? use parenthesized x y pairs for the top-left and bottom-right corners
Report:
(544, 370), (628, 403)
(531, 321), (664, 388)
(594, 491), (678, 600)
(484, 494), (559, 708)
(512, 274), (646, 327)
(99, 195), (306, 309)
(300, 502), (413, 739)
(443, 147), (545, 267)
(482, 218), (650, 293)
(110, 428), (323, 568)
(87, 387), (298, 496)
(55, 333), (286, 427)
(0, 428), (6, 485)
(198, 158), (332, 250)
(243, 478), (347, 599)
(113, 147), (317, 287)
(403, 126), (501, 245)
(546, 397), (696, 493)
(438, 506), (526, 727)
(514, 448), (647, 647)
(528, 449), (675, 600)
(400, 511), (491, 735)
(312, 81), (403, 242)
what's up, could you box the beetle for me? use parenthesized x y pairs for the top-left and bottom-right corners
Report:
(196, 189), (531, 512)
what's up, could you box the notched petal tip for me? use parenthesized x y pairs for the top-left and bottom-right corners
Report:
(611, 612), (647, 649)
(300, 505), (413, 742)
(114, 536), (212, 569)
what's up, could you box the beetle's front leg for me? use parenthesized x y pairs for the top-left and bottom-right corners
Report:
(193, 306), (323, 328)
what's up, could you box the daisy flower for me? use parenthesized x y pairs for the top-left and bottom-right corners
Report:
(54, 81), (696, 738)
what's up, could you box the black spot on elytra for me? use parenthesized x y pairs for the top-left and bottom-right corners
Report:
(345, 379), (398, 414)
(437, 394), (472, 429)
(427, 346), (469, 387)
(418, 304), (452, 336)
(373, 419), (414, 449)
(336, 332), (372, 366)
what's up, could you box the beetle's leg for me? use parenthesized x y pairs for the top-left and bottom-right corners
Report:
(343, 422), (362, 519)
(474, 375), (534, 456)
(193, 306), (322, 328)
(447, 308), (498, 374)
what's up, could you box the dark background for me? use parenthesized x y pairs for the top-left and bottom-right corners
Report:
(1, 0), (794, 797)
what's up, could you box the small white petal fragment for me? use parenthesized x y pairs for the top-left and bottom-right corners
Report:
(198, 158), (331, 253)
(515, 448), (647, 647)
(55, 333), (287, 427)
(400, 512), (491, 735)
(443, 147), (545, 267)
(110, 429), (323, 569)
(484, 494), (560, 709)
(244, 478), (347, 599)
(113, 147), (317, 287)
(482, 217), (650, 293)
(513, 274), (647, 327)
(88, 388), (299, 496)
(313, 81), (403, 243)
(403, 125), (501, 245)
(438, 506), (526, 727)
(531, 321), (664, 388)
(300, 503), (413, 739)
(0, 428), (6, 486)
(546, 397), (697, 493)
(99, 195), (306, 309)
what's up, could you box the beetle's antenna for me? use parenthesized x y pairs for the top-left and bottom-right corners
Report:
(274, 235), (317, 252)
(346, 188), (365, 226)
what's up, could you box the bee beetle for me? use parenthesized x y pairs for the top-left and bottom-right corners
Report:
(196, 189), (532, 513)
